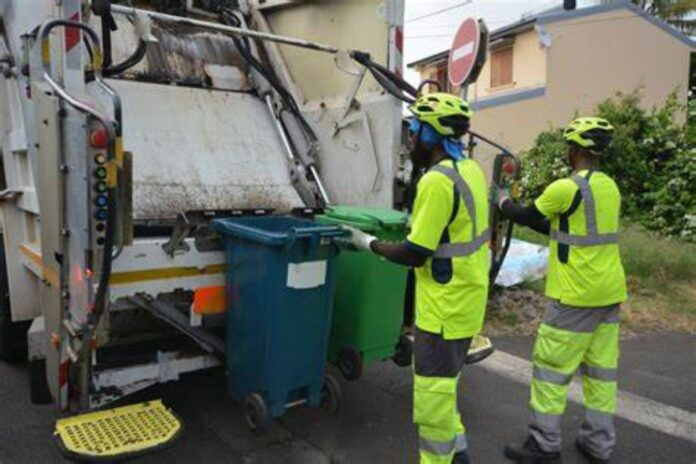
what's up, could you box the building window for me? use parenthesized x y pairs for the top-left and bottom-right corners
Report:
(490, 46), (513, 89)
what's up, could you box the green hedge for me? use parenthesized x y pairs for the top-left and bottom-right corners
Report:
(518, 91), (695, 241)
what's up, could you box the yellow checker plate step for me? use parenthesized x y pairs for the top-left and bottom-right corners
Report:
(54, 400), (182, 461)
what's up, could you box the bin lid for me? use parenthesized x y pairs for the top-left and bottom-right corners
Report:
(212, 216), (344, 246)
(318, 206), (409, 232)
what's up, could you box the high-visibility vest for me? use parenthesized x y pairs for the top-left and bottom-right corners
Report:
(429, 165), (490, 258)
(545, 170), (627, 307)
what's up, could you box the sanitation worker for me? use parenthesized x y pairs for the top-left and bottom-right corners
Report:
(499, 117), (627, 464)
(344, 92), (490, 464)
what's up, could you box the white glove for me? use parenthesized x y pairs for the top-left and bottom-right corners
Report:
(342, 225), (377, 252)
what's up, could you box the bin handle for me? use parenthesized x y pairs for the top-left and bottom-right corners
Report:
(290, 225), (346, 238)
(284, 225), (346, 253)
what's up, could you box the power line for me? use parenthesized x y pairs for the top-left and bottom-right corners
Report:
(404, 0), (474, 24)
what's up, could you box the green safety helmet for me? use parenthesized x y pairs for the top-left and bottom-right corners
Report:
(563, 117), (614, 154)
(408, 92), (474, 137)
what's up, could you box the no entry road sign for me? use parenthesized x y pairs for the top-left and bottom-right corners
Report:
(448, 18), (481, 87)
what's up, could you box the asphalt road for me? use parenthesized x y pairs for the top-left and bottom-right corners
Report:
(0, 334), (694, 463)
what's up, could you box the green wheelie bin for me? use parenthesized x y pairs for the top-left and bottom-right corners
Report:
(317, 206), (412, 380)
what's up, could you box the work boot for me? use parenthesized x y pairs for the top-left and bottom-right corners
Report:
(452, 450), (470, 464)
(504, 436), (561, 463)
(575, 438), (610, 463)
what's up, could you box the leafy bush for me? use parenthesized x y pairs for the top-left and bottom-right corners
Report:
(518, 90), (695, 240)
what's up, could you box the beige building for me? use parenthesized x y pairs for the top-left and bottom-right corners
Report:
(409, 1), (695, 153)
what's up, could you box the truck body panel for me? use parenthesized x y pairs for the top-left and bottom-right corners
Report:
(0, 0), (405, 411)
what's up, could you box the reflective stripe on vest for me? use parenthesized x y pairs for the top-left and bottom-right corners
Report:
(429, 165), (490, 259)
(549, 173), (619, 247)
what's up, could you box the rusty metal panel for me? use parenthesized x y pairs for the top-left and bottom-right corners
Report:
(105, 14), (251, 89)
(106, 80), (303, 220)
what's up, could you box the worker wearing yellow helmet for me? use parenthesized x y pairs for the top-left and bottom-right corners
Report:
(344, 92), (490, 464)
(498, 117), (627, 464)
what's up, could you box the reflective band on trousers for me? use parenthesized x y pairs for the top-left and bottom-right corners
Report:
(429, 165), (489, 258)
(455, 433), (468, 452)
(579, 363), (618, 382)
(533, 365), (573, 386)
(550, 174), (619, 247)
(419, 435), (457, 456)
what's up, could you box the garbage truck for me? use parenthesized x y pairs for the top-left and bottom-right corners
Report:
(0, 0), (516, 458)
(0, 0), (405, 409)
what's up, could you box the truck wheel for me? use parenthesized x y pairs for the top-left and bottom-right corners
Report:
(337, 346), (363, 381)
(29, 358), (52, 404)
(244, 393), (270, 434)
(320, 374), (342, 414)
(0, 236), (29, 362)
(392, 334), (413, 367)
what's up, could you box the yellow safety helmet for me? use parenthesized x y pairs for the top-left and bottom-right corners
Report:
(408, 92), (473, 137)
(563, 117), (614, 154)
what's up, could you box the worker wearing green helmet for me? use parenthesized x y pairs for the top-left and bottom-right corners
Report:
(497, 117), (627, 464)
(344, 92), (490, 464)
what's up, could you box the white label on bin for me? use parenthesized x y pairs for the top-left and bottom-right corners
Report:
(287, 261), (327, 289)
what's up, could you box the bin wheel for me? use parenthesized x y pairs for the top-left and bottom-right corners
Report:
(392, 334), (413, 367)
(244, 393), (270, 434)
(320, 375), (342, 414)
(337, 346), (363, 381)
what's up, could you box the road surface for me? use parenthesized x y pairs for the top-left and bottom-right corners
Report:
(0, 334), (694, 463)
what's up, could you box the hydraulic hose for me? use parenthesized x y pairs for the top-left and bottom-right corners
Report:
(85, 39), (148, 81)
(38, 21), (120, 328)
(219, 8), (317, 144)
(350, 51), (417, 103)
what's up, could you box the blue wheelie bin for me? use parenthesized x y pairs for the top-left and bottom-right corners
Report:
(212, 216), (344, 432)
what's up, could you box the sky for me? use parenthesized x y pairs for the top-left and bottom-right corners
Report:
(403, 0), (600, 85)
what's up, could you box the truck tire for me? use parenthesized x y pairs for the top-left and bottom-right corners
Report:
(0, 236), (30, 362)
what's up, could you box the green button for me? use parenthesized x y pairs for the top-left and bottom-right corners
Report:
(94, 167), (107, 179)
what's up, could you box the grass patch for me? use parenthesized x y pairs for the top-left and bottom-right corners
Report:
(509, 222), (696, 333)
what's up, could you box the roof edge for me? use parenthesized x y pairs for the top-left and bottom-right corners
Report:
(407, 50), (448, 69)
(538, 0), (695, 48)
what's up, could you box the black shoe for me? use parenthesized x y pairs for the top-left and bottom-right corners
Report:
(452, 450), (470, 464)
(575, 438), (610, 463)
(504, 436), (561, 463)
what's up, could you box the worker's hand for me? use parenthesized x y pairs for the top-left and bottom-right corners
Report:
(492, 186), (511, 208)
(339, 226), (377, 253)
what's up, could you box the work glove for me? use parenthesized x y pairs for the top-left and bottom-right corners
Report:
(339, 226), (377, 253)
(491, 185), (511, 209)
